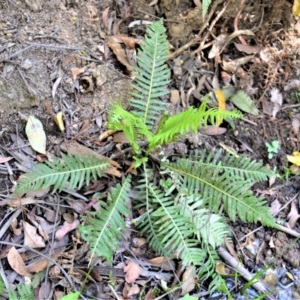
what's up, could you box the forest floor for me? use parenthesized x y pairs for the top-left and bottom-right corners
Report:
(1, 0), (300, 299)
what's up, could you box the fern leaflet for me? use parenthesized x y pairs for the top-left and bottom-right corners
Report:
(137, 166), (206, 267)
(13, 153), (110, 194)
(165, 155), (276, 226)
(186, 150), (274, 182)
(130, 19), (171, 129)
(148, 102), (242, 151)
(80, 177), (131, 266)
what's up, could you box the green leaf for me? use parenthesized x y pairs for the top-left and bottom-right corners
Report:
(80, 177), (131, 266)
(165, 151), (276, 226)
(13, 153), (110, 194)
(59, 292), (81, 300)
(230, 90), (259, 115)
(148, 102), (242, 152)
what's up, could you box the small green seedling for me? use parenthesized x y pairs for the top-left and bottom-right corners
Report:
(266, 141), (279, 159)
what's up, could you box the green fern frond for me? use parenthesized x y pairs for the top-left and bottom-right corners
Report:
(165, 154), (276, 226)
(137, 166), (206, 266)
(148, 102), (242, 151)
(80, 177), (131, 266)
(187, 149), (274, 182)
(13, 153), (110, 194)
(176, 193), (230, 249)
(108, 103), (152, 154)
(130, 19), (171, 129)
(9, 283), (34, 300)
(202, 0), (212, 16)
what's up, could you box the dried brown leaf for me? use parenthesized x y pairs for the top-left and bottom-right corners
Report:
(55, 219), (80, 240)
(270, 199), (281, 215)
(106, 36), (133, 71)
(11, 218), (22, 235)
(199, 126), (227, 135)
(234, 42), (260, 54)
(70, 67), (86, 80)
(0, 156), (13, 163)
(7, 247), (31, 277)
(180, 266), (195, 296)
(124, 260), (141, 283)
(23, 221), (46, 248)
(147, 257), (175, 271)
(145, 289), (155, 300)
(287, 201), (300, 228)
(102, 6), (110, 30)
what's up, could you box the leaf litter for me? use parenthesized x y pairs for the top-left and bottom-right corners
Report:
(1, 0), (300, 299)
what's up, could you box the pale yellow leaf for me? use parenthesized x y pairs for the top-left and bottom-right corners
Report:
(293, 0), (300, 16)
(287, 152), (300, 166)
(54, 112), (65, 132)
(25, 116), (46, 154)
(7, 246), (31, 277)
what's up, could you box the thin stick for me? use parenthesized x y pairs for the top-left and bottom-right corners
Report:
(217, 246), (276, 300)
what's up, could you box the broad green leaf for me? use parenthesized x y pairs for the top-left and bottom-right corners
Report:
(25, 116), (46, 154)
(230, 90), (259, 115)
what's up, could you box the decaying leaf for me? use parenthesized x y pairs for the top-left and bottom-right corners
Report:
(55, 219), (80, 240)
(23, 221), (46, 248)
(0, 156), (13, 163)
(124, 260), (141, 283)
(180, 266), (196, 296)
(270, 199), (281, 215)
(26, 116), (46, 154)
(106, 36), (133, 71)
(147, 257), (175, 271)
(11, 218), (22, 235)
(70, 67), (86, 80)
(287, 201), (300, 228)
(7, 246), (31, 277)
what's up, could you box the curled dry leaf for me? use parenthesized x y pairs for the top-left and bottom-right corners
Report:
(234, 42), (260, 54)
(11, 217), (22, 235)
(55, 219), (80, 240)
(180, 266), (196, 296)
(147, 257), (175, 271)
(7, 246), (31, 277)
(270, 199), (281, 215)
(106, 36), (133, 71)
(124, 260), (141, 284)
(23, 221), (46, 248)
(0, 156), (13, 163)
(287, 201), (300, 228)
(70, 67), (86, 80)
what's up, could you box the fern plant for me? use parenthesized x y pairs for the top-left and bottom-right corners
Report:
(14, 19), (277, 296)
